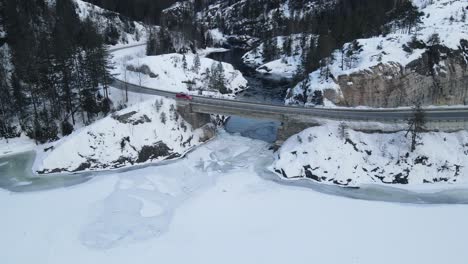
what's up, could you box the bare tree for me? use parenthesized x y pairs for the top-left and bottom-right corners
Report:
(406, 102), (426, 152)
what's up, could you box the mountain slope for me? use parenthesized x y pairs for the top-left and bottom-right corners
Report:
(74, 0), (148, 46)
(287, 0), (468, 107)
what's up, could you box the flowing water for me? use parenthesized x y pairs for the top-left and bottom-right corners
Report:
(207, 48), (291, 105)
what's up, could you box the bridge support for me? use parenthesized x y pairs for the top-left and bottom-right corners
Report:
(276, 116), (320, 145)
(177, 103), (212, 129)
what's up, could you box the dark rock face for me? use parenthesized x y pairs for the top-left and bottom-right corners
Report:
(112, 111), (152, 125)
(336, 41), (468, 107)
(137, 142), (174, 163)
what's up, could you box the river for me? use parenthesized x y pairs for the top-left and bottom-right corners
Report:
(207, 48), (291, 105)
(2, 48), (468, 204)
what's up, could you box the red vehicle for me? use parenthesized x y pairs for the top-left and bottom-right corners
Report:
(175, 93), (193, 100)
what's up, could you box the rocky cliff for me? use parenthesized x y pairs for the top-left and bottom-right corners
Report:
(286, 0), (468, 108)
(336, 43), (468, 107)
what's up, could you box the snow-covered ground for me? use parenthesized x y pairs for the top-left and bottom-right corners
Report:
(1, 132), (468, 264)
(287, 0), (468, 106)
(272, 121), (468, 188)
(0, 136), (35, 158)
(35, 97), (213, 174)
(0, 84), (156, 160)
(112, 45), (248, 98)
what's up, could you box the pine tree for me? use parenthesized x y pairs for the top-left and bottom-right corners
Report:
(182, 54), (188, 71)
(263, 37), (278, 62)
(160, 111), (167, 124)
(209, 62), (228, 94)
(193, 54), (201, 73)
(2, 0), (112, 141)
(0, 48), (14, 138)
(283, 36), (293, 57)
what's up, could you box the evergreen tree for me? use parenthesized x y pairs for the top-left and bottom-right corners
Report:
(283, 36), (293, 57)
(147, 26), (174, 55)
(193, 54), (201, 73)
(2, 0), (112, 141)
(209, 62), (228, 94)
(263, 37), (278, 62)
(182, 54), (188, 70)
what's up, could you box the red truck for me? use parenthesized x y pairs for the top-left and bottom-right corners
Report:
(175, 93), (193, 100)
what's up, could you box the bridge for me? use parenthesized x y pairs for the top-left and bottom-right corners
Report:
(110, 45), (468, 142)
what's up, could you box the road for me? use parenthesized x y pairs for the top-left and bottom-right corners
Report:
(110, 45), (468, 123)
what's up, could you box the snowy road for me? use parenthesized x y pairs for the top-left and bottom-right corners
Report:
(112, 77), (468, 122)
(109, 44), (468, 123)
(1, 132), (468, 264)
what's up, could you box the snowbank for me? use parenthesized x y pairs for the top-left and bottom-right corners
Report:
(272, 122), (468, 188)
(0, 136), (35, 157)
(112, 45), (248, 98)
(36, 98), (214, 173)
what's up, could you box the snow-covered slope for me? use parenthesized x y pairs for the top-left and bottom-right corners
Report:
(74, 0), (148, 46)
(287, 0), (468, 107)
(36, 98), (214, 173)
(272, 122), (468, 188)
(242, 34), (316, 79)
(198, 0), (335, 37)
(112, 46), (248, 98)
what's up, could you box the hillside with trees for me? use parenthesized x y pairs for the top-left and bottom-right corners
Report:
(82, 0), (178, 24)
(0, 0), (112, 142)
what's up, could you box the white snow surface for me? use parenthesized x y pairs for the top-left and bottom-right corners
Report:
(287, 0), (468, 105)
(112, 45), (248, 98)
(1, 133), (468, 264)
(272, 122), (468, 188)
(0, 136), (35, 157)
(36, 98), (208, 173)
(207, 28), (228, 46)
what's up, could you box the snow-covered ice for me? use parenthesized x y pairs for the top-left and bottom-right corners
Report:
(1, 132), (468, 264)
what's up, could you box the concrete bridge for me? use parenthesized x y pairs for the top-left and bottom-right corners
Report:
(112, 78), (468, 142)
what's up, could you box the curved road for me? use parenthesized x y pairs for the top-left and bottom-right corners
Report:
(110, 45), (468, 123)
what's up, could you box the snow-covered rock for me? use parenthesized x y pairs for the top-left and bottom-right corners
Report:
(36, 98), (215, 173)
(242, 34), (317, 79)
(287, 0), (468, 107)
(198, 0), (335, 37)
(272, 122), (468, 187)
(112, 45), (248, 98)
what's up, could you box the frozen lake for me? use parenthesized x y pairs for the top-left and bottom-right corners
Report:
(1, 130), (468, 264)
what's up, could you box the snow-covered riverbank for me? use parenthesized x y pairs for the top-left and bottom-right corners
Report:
(1, 132), (468, 264)
(273, 121), (468, 189)
(34, 98), (214, 174)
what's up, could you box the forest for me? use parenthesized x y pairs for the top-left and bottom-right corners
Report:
(0, 0), (112, 142)
(83, 0), (179, 24)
